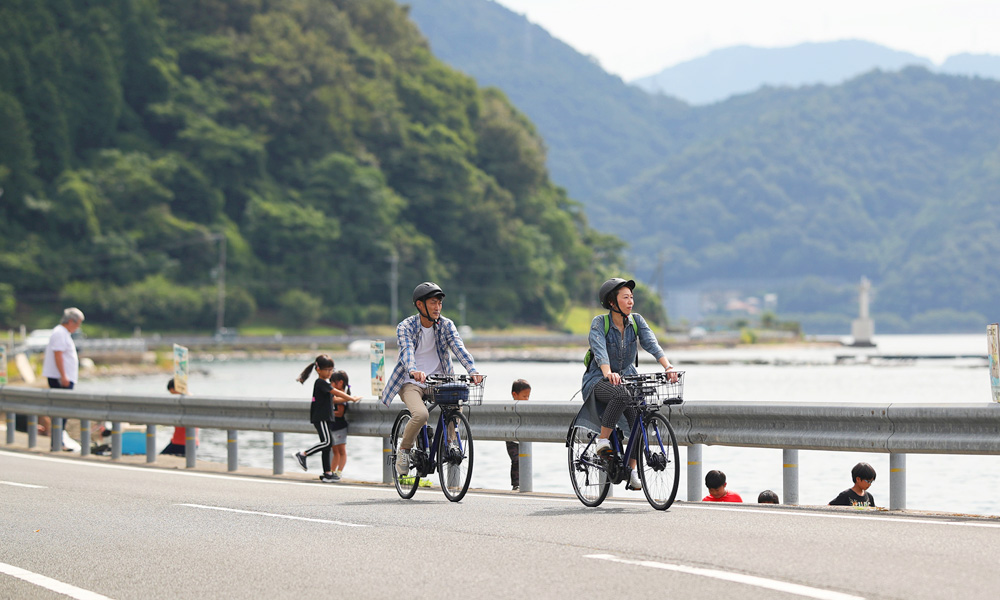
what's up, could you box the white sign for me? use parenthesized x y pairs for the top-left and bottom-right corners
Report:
(988, 324), (1000, 403)
(173, 344), (189, 395)
(0, 345), (7, 385)
(370, 340), (385, 396)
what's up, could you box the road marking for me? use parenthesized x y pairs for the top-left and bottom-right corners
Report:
(585, 554), (864, 600)
(6, 450), (1000, 529)
(178, 503), (368, 527)
(0, 480), (46, 488)
(0, 561), (114, 600)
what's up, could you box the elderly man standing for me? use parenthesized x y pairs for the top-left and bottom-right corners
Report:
(39, 308), (85, 446)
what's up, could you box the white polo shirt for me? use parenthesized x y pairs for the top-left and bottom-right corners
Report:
(41, 324), (79, 384)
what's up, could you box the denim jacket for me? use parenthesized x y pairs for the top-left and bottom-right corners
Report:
(581, 312), (665, 403)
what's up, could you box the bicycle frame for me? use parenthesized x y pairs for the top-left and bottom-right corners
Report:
(414, 403), (466, 476)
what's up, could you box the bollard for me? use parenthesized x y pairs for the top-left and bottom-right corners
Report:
(519, 441), (533, 492)
(382, 436), (393, 484)
(81, 419), (91, 456)
(687, 444), (703, 502)
(783, 448), (799, 505)
(50, 417), (62, 452)
(146, 425), (156, 463)
(227, 429), (238, 472)
(28, 416), (37, 448)
(890, 452), (906, 510)
(273, 432), (284, 475)
(111, 421), (122, 460)
(185, 428), (196, 469)
(6, 412), (14, 445)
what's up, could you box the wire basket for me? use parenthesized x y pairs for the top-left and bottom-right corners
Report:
(623, 371), (685, 407)
(427, 374), (486, 405)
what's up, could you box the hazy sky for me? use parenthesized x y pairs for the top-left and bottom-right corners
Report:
(491, 0), (999, 80)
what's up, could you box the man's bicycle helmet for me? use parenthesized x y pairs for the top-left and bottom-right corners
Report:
(599, 278), (635, 310)
(412, 281), (446, 306)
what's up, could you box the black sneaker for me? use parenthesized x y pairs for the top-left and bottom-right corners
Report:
(319, 473), (337, 483)
(294, 452), (307, 471)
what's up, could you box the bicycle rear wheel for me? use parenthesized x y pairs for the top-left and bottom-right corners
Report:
(567, 425), (610, 507)
(391, 410), (420, 499)
(437, 411), (474, 502)
(637, 413), (680, 510)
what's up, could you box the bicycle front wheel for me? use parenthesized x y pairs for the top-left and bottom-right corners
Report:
(391, 410), (420, 499)
(437, 410), (474, 502)
(638, 413), (680, 510)
(567, 425), (610, 507)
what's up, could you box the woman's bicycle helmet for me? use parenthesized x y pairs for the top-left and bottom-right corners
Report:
(599, 278), (635, 310)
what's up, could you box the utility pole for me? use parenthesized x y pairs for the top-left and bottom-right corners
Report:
(387, 251), (398, 325)
(214, 233), (226, 333)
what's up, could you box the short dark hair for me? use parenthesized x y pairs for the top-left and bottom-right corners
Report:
(167, 378), (175, 391)
(851, 462), (876, 483)
(705, 469), (726, 489)
(758, 490), (779, 504)
(512, 379), (531, 394)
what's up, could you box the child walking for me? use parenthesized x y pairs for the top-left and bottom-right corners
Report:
(328, 370), (353, 481)
(292, 355), (361, 482)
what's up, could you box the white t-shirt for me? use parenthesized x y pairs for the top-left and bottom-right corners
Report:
(406, 325), (441, 387)
(41, 324), (79, 383)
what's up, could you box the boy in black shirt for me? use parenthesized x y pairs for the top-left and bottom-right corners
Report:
(829, 462), (877, 507)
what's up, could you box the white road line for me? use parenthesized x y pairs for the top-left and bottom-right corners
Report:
(0, 561), (114, 600)
(0, 480), (46, 488)
(5, 450), (1000, 529)
(585, 554), (864, 600)
(178, 503), (368, 527)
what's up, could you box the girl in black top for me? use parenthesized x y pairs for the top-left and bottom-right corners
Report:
(293, 355), (361, 482)
(329, 370), (353, 480)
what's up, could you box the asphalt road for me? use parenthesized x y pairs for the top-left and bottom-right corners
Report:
(2, 449), (998, 600)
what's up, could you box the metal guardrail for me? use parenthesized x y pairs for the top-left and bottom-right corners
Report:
(4, 385), (1000, 509)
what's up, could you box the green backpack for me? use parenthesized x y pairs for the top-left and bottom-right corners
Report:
(583, 314), (639, 370)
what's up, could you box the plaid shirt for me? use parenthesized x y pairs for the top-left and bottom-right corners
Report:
(380, 314), (478, 406)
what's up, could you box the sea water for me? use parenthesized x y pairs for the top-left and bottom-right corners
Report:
(82, 334), (1000, 516)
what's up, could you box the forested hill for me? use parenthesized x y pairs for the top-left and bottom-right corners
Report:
(0, 0), (641, 331)
(405, 0), (1000, 331)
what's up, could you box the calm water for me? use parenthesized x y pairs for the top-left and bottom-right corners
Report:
(82, 334), (1000, 515)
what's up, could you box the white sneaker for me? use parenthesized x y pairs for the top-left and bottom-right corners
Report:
(628, 469), (642, 490)
(594, 437), (612, 455)
(395, 449), (410, 476)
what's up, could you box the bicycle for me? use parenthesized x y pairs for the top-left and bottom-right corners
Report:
(566, 371), (684, 510)
(389, 373), (486, 502)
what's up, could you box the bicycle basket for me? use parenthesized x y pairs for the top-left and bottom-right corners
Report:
(432, 383), (468, 405)
(629, 371), (685, 406)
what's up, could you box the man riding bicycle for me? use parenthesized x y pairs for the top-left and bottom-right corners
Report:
(583, 278), (678, 490)
(381, 282), (483, 475)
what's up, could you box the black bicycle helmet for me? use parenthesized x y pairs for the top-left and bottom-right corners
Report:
(412, 281), (446, 306)
(599, 278), (635, 310)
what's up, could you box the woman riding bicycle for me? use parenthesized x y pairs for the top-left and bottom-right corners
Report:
(583, 278), (678, 490)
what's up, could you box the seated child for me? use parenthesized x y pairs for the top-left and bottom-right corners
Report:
(829, 462), (877, 507)
(702, 469), (743, 502)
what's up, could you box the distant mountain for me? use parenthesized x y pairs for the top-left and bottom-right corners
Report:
(940, 53), (1000, 79)
(403, 0), (688, 205)
(403, 0), (1000, 332)
(632, 40), (932, 105)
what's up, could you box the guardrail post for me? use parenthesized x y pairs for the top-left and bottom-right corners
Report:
(81, 419), (91, 456)
(27, 416), (37, 448)
(111, 421), (122, 460)
(519, 441), (533, 492)
(146, 425), (156, 463)
(783, 448), (799, 505)
(687, 444), (703, 501)
(890, 452), (906, 510)
(227, 429), (238, 472)
(382, 436), (392, 484)
(50, 417), (62, 452)
(6, 412), (14, 444)
(273, 432), (284, 475)
(185, 429), (196, 468)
